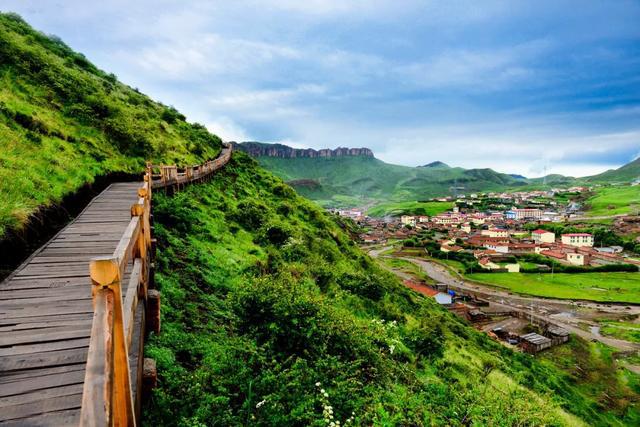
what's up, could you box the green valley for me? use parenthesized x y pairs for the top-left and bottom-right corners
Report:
(238, 142), (530, 209)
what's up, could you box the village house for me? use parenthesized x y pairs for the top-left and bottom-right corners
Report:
(440, 243), (463, 253)
(566, 252), (588, 266)
(561, 233), (594, 247)
(481, 228), (509, 238)
(505, 208), (542, 221)
(531, 229), (555, 244)
(478, 258), (501, 270)
(400, 215), (416, 226)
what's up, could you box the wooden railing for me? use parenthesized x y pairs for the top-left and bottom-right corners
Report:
(150, 143), (232, 189)
(79, 144), (232, 426)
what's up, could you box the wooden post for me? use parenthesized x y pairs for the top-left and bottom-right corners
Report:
(142, 358), (157, 401)
(87, 257), (136, 427)
(131, 202), (148, 295)
(80, 288), (114, 427)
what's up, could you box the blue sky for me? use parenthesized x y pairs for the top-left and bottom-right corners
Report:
(4, 0), (640, 177)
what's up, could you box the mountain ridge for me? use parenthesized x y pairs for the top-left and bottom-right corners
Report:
(233, 141), (373, 159)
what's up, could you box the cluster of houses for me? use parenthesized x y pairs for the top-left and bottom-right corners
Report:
(354, 202), (638, 269)
(443, 224), (635, 270)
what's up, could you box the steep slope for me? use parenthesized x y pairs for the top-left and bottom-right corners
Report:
(144, 152), (638, 426)
(0, 13), (222, 237)
(238, 142), (528, 208)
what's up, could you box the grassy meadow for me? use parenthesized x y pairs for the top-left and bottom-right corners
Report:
(367, 200), (454, 217)
(466, 272), (640, 303)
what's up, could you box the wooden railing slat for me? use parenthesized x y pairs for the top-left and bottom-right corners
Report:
(123, 258), (142, 348)
(113, 217), (141, 275)
(80, 288), (114, 426)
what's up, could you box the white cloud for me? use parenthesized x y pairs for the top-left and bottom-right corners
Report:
(206, 117), (251, 142)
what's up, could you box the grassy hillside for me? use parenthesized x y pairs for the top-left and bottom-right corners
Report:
(0, 13), (222, 237)
(584, 185), (640, 217)
(144, 153), (639, 426)
(255, 154), (528, 209)
(367, 200), (454, 217)
(588, 158), (640, 183)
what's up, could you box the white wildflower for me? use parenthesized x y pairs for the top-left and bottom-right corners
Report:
(255, 399), (266, 409)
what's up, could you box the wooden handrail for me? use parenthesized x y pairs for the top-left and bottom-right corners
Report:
(149, 143), (232, 189)
(80, 144), (232, 426)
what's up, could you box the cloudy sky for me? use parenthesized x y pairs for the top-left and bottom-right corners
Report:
(4, 1), (640, 177)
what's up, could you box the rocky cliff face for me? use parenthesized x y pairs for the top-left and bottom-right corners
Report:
(234, 141), (374, 158)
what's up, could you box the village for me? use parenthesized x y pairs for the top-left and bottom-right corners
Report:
(331, 186), (640, 355)
(333, 186), (640, 271)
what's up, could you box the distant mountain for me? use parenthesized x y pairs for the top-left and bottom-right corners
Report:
(237, 141), (530, 207)
(420, 161), (450, 168)
(233, 141), (373, 158)
(587, 157), (640, 183)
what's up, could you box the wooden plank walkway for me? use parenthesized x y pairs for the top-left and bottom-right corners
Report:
(0, 182), (142, 426)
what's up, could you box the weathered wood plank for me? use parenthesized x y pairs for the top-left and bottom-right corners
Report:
(0, 393), (82, 422)
(0, 338), (89, 357)
(0, 347), (88, 372)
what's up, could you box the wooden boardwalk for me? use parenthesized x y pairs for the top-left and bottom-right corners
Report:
(0, 183), (142, 426)
(0, 143), (232, 426)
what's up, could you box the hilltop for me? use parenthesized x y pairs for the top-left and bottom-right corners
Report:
(234, 141), (373, 158)
(588, 157), (640, 183)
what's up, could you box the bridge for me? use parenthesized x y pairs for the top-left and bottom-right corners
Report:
(0, 144), (232, 426)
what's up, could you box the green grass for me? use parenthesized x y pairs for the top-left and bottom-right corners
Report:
(597, 319), (640, 343)
(466, 272), (640, 303)
(0, 13), (221, 237)
(367, 200), (454, 217)
(142, 153), (636, 426)
(538, 337), (640, 425)
(585, 185), (640, 217)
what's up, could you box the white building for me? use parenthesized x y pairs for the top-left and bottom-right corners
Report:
(481, 228), (509, 238)
(561, 233), (594, 247)
(400, 215), (416, 226)
(531, 229), (555, 244)
(506, 208), (542, 221)
(567, 253), (588, 266)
